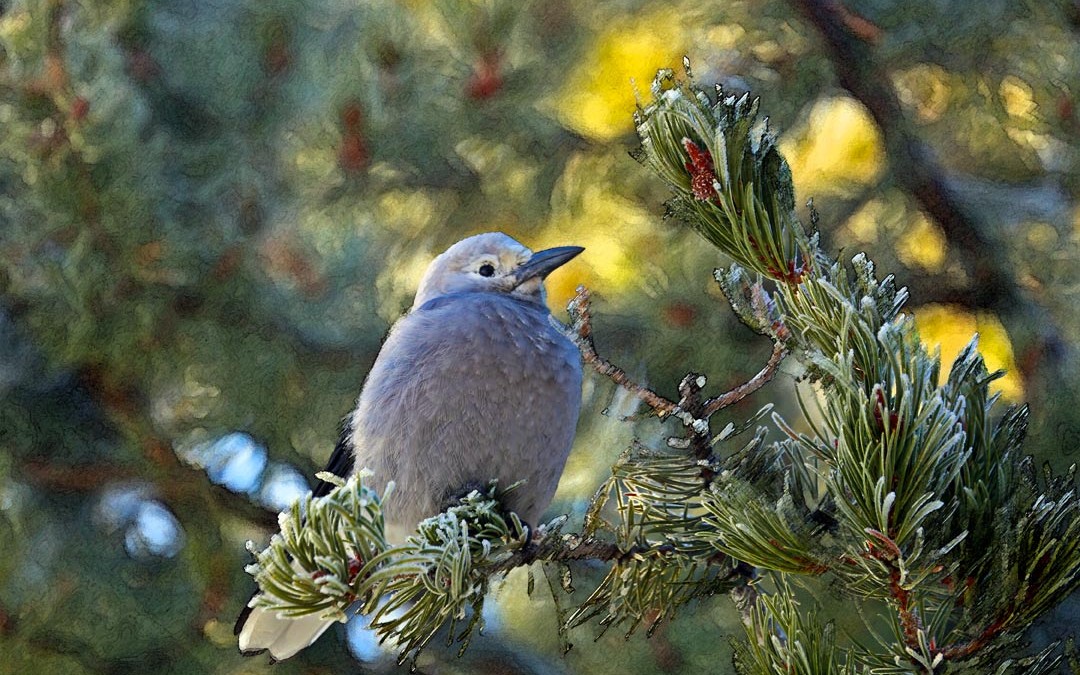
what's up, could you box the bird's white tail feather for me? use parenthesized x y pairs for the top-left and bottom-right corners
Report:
(238, 603), (337, 660)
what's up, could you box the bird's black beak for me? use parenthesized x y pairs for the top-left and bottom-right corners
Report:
(514, 246), (584, 283)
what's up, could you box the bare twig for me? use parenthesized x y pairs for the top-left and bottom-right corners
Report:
(565, 285), (679, 416)
(496, 533), (634, 571)
(565, 285), (787, 431)
(703, 341), (788, 416)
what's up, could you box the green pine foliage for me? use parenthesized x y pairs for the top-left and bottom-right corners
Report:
(3, 1), (1080, 673)
(619, 69), (1080, 673)
(241, 68), (1080, 672)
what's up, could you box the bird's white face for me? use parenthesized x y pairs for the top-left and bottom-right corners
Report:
(413, 232), (582, 309)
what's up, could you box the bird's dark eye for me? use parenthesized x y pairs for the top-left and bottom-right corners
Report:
(478, 263), (495, 277)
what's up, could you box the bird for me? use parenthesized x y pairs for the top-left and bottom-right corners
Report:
(236, 232), (584, 660)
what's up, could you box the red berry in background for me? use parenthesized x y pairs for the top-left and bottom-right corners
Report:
(341, 102), (363, 130)
(264, 40), (291, 77)
(339, 133), (368, 174)
(1058, 95), (1075, 125)
(338, 102), (369, 174)
(71, 96), (90, 122)
(125, 49), (161, 83)
(664, 302), (697, 328)
(466, 52), (504, 100)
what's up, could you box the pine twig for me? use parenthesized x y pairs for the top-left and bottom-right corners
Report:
(493, 530), (731, 573)
(565, 285), (787, 432)
(564, 285), (679, 416)
(702, 341), (788, 417)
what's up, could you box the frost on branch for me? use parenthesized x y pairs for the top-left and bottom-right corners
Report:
(632, 65), (1080, 673)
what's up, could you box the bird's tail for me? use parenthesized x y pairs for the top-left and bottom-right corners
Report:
(235, 596), (338, 661)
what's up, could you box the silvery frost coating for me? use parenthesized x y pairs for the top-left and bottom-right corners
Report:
(237, 232), (584, 660)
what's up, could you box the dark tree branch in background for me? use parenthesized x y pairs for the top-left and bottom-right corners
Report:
(19, 460), (138, 492)
(74, 366), (277, 626)
(76, 366), (279, 528)
(789, 0), (1017, 313)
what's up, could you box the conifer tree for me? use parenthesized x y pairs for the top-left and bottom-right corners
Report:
(246, 68), (1080, 673)
(2, 1), (1078, 673)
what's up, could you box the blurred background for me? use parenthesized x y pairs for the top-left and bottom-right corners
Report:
(0, 0), (1077, 672)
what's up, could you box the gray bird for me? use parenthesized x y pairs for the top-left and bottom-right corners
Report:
(236, 232), (584, 660)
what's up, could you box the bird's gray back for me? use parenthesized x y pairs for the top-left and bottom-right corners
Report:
(350, 292), (582, 539)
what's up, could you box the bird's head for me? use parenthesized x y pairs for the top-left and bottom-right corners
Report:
(413, 232), (583, 309)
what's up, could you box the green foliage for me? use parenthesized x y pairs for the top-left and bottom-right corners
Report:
(243, 64), (1080, 672)
(567, 443), (741, 637)
(2, 0), (1078, 673)
(358, 483), (530, 662)
(633, 65), (809, 285)
(734, 577), (861, 675)
(245, 472), (389, 621)
(246, 476), (531, 663)
(632, 67), (1080, 673)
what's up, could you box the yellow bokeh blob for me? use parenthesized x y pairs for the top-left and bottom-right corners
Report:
(892, 63), (953, 122)
(1025, 222), (1058, 251)
(551, 12), (687, 140)
(540, 197), (654, 312)
(780, 97), (885, 199)
(538, 153), (656, 311)
(895, 210), (947, 273)
(843, 191), (947, 272)
(913, 304), (1024, 402)
(844, 198), (884, 243)
(999, 75), (1037, 121)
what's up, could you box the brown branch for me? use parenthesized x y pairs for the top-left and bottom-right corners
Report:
(866, 529), (1009, 668)
(789, 0), (1018, 314)
(565, 286), (679, 416)
(937, 616), (1008, 661)
(496, 534), (659, 572)
(865, 535), (930, 668)
(565, 285), (787, 431)
(703, 341), (788, 416)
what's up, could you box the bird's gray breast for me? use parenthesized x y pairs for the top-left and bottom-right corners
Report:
(350, 293), (582, 536)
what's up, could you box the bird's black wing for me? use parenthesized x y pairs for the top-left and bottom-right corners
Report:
(312, 417), (354, 498)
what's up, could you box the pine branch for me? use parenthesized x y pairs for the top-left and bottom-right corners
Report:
(631, 65), (1080, 672)
(244, 473), (741, 663)
(244, 275), (778, 663)
(565, 284), (788, 441)
(243, 64), (1080, 672)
